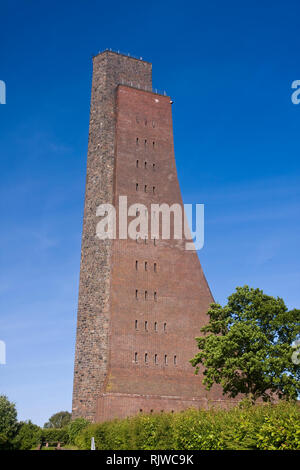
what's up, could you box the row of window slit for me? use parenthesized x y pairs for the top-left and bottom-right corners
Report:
(135, 260), (157, 272)
(136, 117), (155, 127)
(134, 352), (177, 365)
(135, 320), (166, 332)
(136, 160), (155, 170)
(136, 183), (155, 193)
(140, 410), (174, 414)
(135, 290), (157, 300)
(136, 138), (155, 148)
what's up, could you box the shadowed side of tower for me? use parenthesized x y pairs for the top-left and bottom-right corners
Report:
(73, 51), (226, 423)
(72, 52), (152, 421)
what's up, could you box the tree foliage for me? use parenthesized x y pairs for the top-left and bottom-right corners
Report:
(0, 395), (18, 449)
(190, 286), (300, 402)
(13, 421), (41, 450)
(68, 418), (89, 445)
(44, 411), (71, 429)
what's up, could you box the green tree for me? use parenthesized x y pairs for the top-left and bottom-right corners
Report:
(44, 411), (71, 429)
(190, 286), (300, 403)
(13, 420), (41, 450)
(0, 395), (18, 449)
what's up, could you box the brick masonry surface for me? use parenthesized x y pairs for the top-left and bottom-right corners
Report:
(72, 51), (229, 423)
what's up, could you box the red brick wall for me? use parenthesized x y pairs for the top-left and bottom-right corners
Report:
(97, 393), (239, 422)
(95, 85), (223, 420)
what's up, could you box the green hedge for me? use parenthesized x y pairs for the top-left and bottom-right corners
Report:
(4, 402), (299, 450)
(40, 427), (69, 446)
(68, 418), (89, 445)
(4, 419), (90, 450)
(76, 401), (300, 450)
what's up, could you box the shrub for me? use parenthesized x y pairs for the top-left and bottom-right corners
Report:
(78, 420), (127, 450)
(0, 432), (14, 450)
(68, 418), (89, 445)
(40, 427), (69, 446)
(172, 409), (225, 450)
(75, 423), (99, 450)
(13, 421), (41, 450)
(128, 413), (174, 450)
(75, 402), (300, 451)
(256, 402), (300, 450)
(220, 401), (272, 450)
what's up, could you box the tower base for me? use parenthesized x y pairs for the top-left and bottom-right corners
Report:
(96, 392), (239, 422)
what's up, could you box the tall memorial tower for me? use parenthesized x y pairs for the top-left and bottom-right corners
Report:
(72, 50), (224, 422)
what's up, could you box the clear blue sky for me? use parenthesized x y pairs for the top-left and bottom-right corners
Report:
(0, 0), (299, 426)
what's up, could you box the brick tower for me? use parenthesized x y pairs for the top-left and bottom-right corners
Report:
(72, 51), (224, 422)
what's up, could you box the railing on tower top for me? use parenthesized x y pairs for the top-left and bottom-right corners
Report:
(119, 78), (168, 97)
(93, 48), (169, 97)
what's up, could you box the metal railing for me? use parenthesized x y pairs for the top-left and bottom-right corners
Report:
(119, 78), (168, 97)
(93, 49), (169, 97)
(95, 48), (147, 62)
